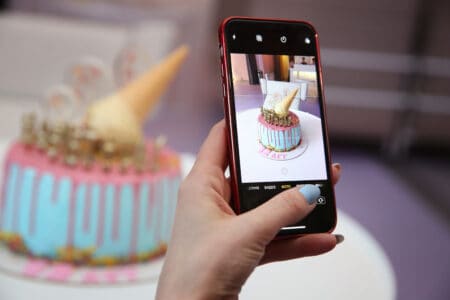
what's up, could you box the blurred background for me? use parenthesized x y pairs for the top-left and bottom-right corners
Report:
(0, 0), (449, 299)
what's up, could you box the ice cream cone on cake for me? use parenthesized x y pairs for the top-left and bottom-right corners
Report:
(85, 45), (189, 148)
(274, 88), (298, 117)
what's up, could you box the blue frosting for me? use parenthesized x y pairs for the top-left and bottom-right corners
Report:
(258, 123), (301, 151)
(0, 162), (179, 260)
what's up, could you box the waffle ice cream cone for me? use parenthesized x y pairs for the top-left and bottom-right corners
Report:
(274, 88), (298, 117)
(121, 45), (189, 124)
(85, 45), (189, 147)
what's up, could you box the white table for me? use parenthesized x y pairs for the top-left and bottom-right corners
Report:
(0, 150), (396, 299)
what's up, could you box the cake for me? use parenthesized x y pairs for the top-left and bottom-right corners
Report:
(257, 88), (302, 152)
(0, 45), (189, 265)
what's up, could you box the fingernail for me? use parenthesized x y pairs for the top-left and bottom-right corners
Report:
(334, 234), (344, 245)
(333, 163), (341, 172)
(298, 184), (321, 205)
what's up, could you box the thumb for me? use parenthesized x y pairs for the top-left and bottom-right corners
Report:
(240, 184), (321, 242)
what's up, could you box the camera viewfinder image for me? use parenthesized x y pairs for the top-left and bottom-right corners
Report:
(230, 53), (328, 183)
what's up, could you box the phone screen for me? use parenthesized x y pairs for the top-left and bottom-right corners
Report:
(221, 19), (336, 234)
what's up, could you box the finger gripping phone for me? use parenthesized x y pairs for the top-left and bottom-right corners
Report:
(218, 17), (336, 236)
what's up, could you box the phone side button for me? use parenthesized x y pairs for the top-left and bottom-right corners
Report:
(218, 44), (223, 58)
(222, 83), (227, 97)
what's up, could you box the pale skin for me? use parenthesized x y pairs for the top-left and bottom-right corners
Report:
(156, 120), (342, 299)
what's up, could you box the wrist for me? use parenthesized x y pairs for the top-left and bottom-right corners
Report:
(156, 267), (240, 300)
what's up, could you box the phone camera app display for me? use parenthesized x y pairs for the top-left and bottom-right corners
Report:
(230, 53), (327, 183)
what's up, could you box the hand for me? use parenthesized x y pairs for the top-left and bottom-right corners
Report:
(156, 120), (343, 300)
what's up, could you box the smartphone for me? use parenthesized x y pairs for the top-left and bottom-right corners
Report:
(218, 17), (336, 236)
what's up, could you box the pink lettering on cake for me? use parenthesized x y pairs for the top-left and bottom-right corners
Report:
(258, 145), (287, 160)
(119, 266), (137, 281)
(82, 266), (138, 284)
(258, 144), (270, 155)
(45, 263), (74, 281)
(82, 270), (100, 284)
(104, 270), (118, 283)
(21, 259), (139, 283)
(271, 152), (286, 160)
(23, 259), (47, 277)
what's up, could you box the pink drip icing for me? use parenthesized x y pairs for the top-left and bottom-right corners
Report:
(28, 172), (40, 235)
(276, 131), (280, 149)
(96, 185), (105, 247)
(112, 186), (121, 241)
(288, 131), (291, 148)
(2, 142), (182, 250)
(104, 270), (118, 283)
(147, 182), (155, 229)
(23, 259), (47, 277)
(120, 266), (137, 281)
(82, 267), (137, 284)
(154, 182), (162, 243)
(67, 182), (78, 246)
(12, 168), (23, 231)
(130, 183), (140, 254)
(0, 162), (11, 227)
(292, 127), (295, 144)
(167, 180), (174, 237)
(51, 178), (59, 204)
(45, 263), (74, 281)
(82, 271), (99, 284)
(83, 186), (91, 233)
(273, 131), (276, 148)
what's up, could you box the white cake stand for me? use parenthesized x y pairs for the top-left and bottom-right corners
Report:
(0, 142), (396, 300)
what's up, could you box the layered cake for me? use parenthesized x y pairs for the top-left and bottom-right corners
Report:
(257, 88), (302, 152)
(0, 46), (189, 265)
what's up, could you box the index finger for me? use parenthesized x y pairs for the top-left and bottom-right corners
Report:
(194, 119), (229, 171)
